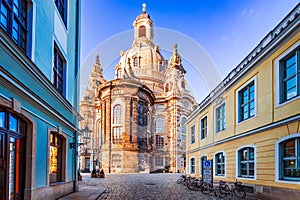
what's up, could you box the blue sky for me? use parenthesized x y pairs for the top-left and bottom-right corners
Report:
(80, 0), (299, 101)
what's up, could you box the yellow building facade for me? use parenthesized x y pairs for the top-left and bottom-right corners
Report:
(186, 4), (300, 199)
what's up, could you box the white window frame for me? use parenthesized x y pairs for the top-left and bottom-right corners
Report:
(200, 115), (208, 140)
(275, 42), (300, 108)
(236, 76), (257, 125)
(215, 103), (226, 133)
(190, 157), (196, 175)
(190, 124), (196, 144)
(214, 151), (226, 177)
(275, 133), (300, 184)
(236, 145), (256, 180)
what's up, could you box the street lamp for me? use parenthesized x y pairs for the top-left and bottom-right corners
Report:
(79, 125), (92, 172)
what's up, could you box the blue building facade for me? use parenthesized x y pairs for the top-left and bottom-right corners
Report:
(0, 0), (81, 199)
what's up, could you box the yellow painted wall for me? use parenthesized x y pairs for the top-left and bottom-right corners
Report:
(186, 26), (300, 191)
(186, 121), (300, 190)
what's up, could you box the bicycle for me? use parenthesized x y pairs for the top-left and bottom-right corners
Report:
(187, 178), (204, 191)
(216, 180), (246, 199)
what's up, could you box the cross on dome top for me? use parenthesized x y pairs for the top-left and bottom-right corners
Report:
(142, 3), (146, 13)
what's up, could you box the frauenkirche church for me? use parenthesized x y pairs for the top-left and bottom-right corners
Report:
(80, 4), (197, 173)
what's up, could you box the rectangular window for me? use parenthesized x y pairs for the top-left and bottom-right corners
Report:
(155, 157), (163, 166)
(190, 125), (195, 144)
(49, 132), (64, 183)
(238, 81), (255, 122)
(0, 0), (27, 51)
(280, 49), (300, 103)
(215, 152), (225, 176)
(156, 135), (164, 149)
(190, 158), (195, 174)
(216, 103), (226, 132)
(112, 154), (122, 168)
(55, 0), (67, 26)
(53, 44), (66, 95)
(200, 116), (207, 139)
(113, 127), (122, 144)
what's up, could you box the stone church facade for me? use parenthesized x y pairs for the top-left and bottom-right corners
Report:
(80, 5), (197, 173)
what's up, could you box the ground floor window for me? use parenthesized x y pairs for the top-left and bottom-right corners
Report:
(279, 136), (300, 180)
(49, 132), (65, 183)
(190, 157), (195, 174)
(237, 146), (255, 178)
(112, 154), (122, 168)
(155, 157), (164, 166)
(215, 152), (225, 176)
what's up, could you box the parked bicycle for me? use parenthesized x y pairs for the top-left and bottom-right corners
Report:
(216, 180), (246, 199)
(187, 177), (205, 191)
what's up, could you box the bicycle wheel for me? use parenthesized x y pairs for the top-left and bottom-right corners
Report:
(214, 186), (227, 198)
(187, 182), (196, 190)
(177, 178), (183, 184)
(201, 182), (212, 195)
(233, 188), (246, 198)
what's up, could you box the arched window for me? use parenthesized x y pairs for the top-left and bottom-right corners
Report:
(190, 157), (195, 174)
(113, 105), (123, 144)
(237, 146), (255, 178)
(139, 25), (146, 37)
(215, 152), (225, 176)
(155, 117), (164, 133)
(113, 105), (123, 124)
(276, 135), (300, 181)
(181, 117), (186, 141)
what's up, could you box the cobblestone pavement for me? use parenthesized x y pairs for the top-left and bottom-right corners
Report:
(79, 173), (259, 200)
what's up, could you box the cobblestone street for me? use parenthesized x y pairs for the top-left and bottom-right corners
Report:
(79, 173), (259, 200)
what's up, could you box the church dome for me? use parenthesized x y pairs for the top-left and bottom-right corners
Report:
(114, 3), (167, 93)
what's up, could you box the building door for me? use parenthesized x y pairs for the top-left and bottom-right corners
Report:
(0, 110), (26, 200)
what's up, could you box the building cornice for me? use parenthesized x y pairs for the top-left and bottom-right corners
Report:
(0, 29), (82, 121)
(186, 3), (300, 124)
(187, 114), (300, 154)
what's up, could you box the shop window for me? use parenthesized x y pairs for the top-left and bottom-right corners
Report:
(49, 132), (65, 183)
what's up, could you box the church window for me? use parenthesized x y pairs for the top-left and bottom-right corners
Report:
(156, 135), (164, 149)
(181, 117), (186, 141)
(182, 81), (185, 89)
(183, 101), (189, 109)
(113, 105), (123, 144)
(112, 154), (122, 168)
(113, 105), (123, 124)
(147, 112), (151, 132)
(133, 57), (139, 67)
(116, 68), (122, 78)
(155, 117), (164, 133)
(139, 25), (146, 37)
(112, 127), (122, 144)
